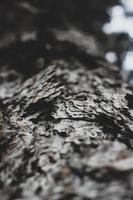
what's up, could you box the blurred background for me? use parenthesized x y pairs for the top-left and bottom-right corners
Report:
(0, 0), (132, 83)
(103, 0), (133, 85)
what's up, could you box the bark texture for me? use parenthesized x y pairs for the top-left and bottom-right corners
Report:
(0, 1), (133, 200)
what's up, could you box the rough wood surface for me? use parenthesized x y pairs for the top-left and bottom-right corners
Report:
(0, 1), (133, 200)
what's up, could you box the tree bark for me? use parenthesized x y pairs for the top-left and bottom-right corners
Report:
(0, 1), (133, 200)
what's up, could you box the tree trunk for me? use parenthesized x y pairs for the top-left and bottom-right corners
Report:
(0, 1), (133, 200)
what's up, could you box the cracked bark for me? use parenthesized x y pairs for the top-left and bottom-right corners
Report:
(0, 1), (133, 200)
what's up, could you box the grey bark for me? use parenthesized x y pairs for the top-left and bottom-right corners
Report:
(0, 1), (133, 200)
